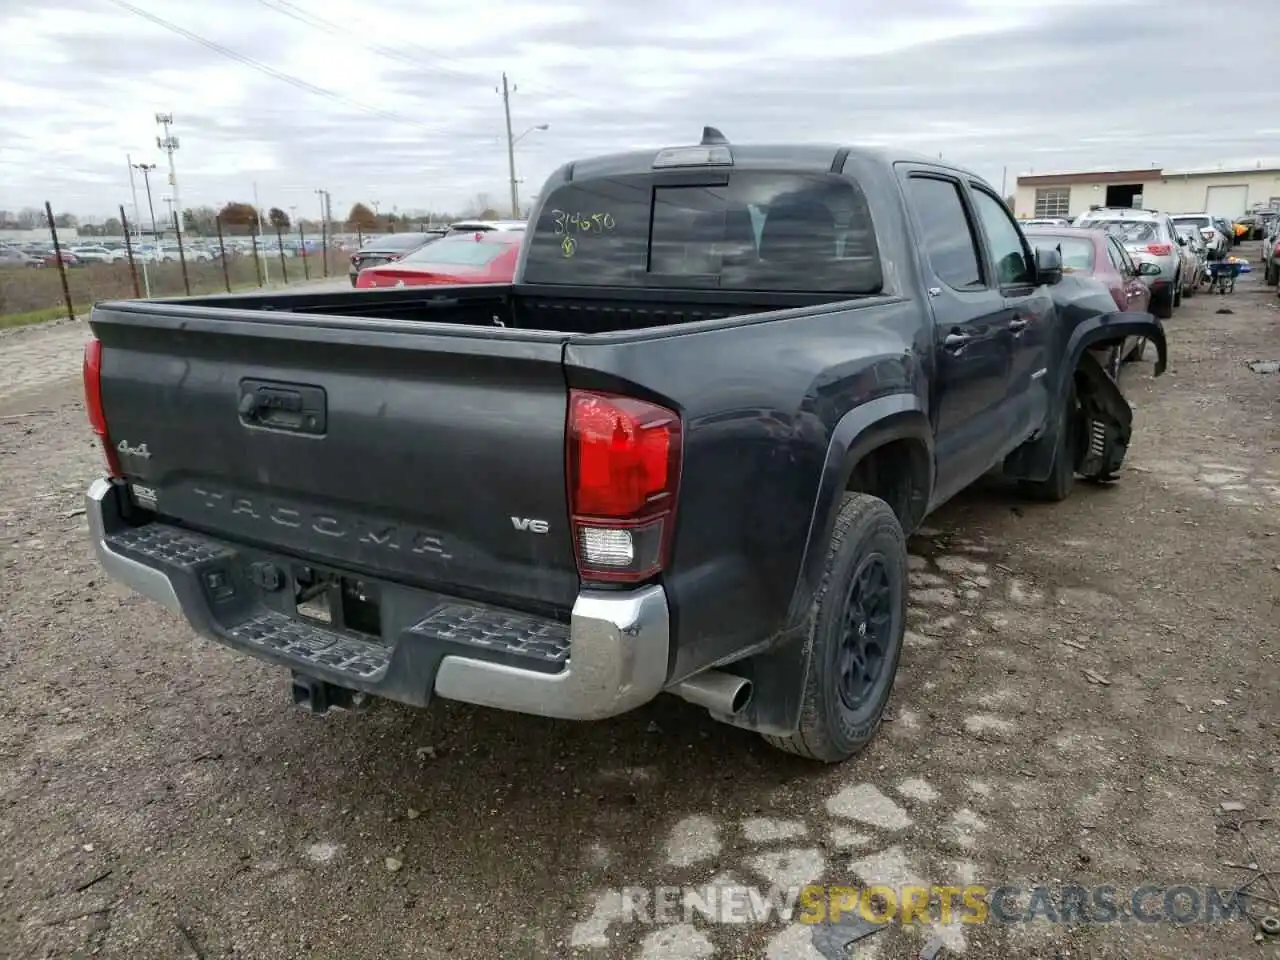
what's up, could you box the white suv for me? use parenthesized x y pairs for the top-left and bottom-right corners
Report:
(1075, 208), (1185, 318)
(1169, 214), (1230, 261)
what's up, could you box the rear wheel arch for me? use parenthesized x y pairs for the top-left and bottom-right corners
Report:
(785, 398), (932, 631)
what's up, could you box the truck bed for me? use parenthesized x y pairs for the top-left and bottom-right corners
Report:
(154, 282), (851, 335)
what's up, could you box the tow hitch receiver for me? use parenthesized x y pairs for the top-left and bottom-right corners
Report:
(290, 673), (374, 714)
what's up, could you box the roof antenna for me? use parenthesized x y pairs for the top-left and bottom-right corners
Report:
(701, 126), (729, 146)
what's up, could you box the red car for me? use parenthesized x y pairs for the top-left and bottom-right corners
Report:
(1025, 226), (1153, 375)
(355, 231), (522, 288)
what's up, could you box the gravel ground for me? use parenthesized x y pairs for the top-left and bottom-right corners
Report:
(1, 251), (1277, 960)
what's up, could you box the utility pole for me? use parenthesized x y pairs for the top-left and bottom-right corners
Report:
(315, 188), (332, 277)
(253, 182), (270, 283)
(500, 72), (518, 218)
(126, 154), (152, 296)
(155, 112), (182, 235)
(1000, 165), (1008, 197)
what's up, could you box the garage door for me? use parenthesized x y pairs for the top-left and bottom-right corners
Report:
(1204, 185), (1248, 217)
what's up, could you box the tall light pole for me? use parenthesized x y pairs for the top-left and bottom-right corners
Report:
(126, 155), (152, 296)
(155, 112), (182, 235)
(132, 162), (159, 239)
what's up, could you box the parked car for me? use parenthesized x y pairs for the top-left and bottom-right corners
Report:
(1075, 208), (1184, 318)
(81, 132), (1167, 763)
(355, 230), (522, 288)
(34, 248), (79, 267)
(348, 231), (446, 286)
(1214, 217), (1237, 248)
(1170, 214), (1230, 261)
(1235, 215), (1263, 241)
(1174, 224), (1210, 287)
(1025, 226), (1155, 377)
(1023, 217), (1071, 227)
(0, 247), (43, 267)
(1262, 220), (1280, 285)
(69, 245), (121, 264)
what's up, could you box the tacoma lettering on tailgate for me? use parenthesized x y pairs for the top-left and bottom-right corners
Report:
(189, 485), (453, 560)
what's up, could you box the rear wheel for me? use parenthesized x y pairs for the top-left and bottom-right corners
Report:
(1265, 261), (1279, 286)
(1172, 274), (1183, 308)
(1151, 286), (1174, 319)
(762, 493), (907, 763)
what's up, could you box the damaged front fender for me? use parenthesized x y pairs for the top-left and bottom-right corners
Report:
(1067, 310), (1168, 378)
(1004, 310), (1167, 483)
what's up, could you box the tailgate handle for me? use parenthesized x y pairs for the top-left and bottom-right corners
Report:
(239, 379), (327, 435)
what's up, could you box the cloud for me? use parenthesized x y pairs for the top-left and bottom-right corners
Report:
(0, 0), (1271, 221)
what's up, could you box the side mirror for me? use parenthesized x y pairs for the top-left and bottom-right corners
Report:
(1034, 245), (1063, 285)
(1136, 261), (1162, 277)
(1175, 235), (1187, 246)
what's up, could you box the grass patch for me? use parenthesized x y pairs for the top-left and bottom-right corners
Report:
(0, 304), (86, 329)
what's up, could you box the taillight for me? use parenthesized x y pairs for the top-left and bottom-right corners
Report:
(82, 338), (122, 478)
(1145, 244), (1173, 256)
(567, 390), (682, 583)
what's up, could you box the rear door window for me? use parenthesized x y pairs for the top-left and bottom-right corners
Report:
(523, 172), (882, 293)
(904, 176), (984, 289)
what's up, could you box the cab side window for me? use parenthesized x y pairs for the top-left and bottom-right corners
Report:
(970, 188), (1034, 286)
(905, 175), (984, 290)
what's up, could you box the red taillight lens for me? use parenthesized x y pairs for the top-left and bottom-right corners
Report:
(567, 390), (682, 583)
(1145, 244), (1173, 256)
(83, 338), (122, 477)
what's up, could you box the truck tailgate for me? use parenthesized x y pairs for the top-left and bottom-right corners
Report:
(90, 305), (579, 614)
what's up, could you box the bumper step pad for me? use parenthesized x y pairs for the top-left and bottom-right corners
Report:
(409, 604), (570, 667)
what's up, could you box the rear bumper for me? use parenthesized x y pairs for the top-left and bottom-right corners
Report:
(86, 478), (670, 720)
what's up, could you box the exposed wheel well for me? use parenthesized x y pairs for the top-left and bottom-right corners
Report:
(845, 438), (930, 535)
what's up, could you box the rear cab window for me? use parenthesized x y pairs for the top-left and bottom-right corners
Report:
(522, 171), (883, 294)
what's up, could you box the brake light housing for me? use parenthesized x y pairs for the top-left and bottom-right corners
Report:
(567, 390), (682, 583)
(1145, 243), (1173, 256)
(83, 337), (122, 477)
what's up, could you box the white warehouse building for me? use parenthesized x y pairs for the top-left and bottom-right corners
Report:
(1013, 164), (1280, 220)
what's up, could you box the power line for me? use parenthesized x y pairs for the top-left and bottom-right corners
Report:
(253, 0), (598, 110)
(101, 0), (497, 141)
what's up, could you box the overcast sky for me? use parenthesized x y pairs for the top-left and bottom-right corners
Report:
(1, 0), (1274, 222)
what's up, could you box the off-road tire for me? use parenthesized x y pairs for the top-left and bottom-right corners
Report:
(1018, 380), (1079, 502)
(762, 493), (907, 763)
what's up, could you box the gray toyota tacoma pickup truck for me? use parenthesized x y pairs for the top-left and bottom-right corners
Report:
(83, 129), (1166, 762)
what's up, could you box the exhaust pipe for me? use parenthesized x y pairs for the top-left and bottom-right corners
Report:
(671, 670), (753, 717)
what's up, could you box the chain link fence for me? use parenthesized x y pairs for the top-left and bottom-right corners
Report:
(0, 202), (365, 326)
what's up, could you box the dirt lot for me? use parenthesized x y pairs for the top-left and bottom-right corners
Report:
(1, 251), (1277, 960)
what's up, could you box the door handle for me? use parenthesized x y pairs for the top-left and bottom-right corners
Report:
(1008, 317), (1031, 332)
(943, 332), (972, 349)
